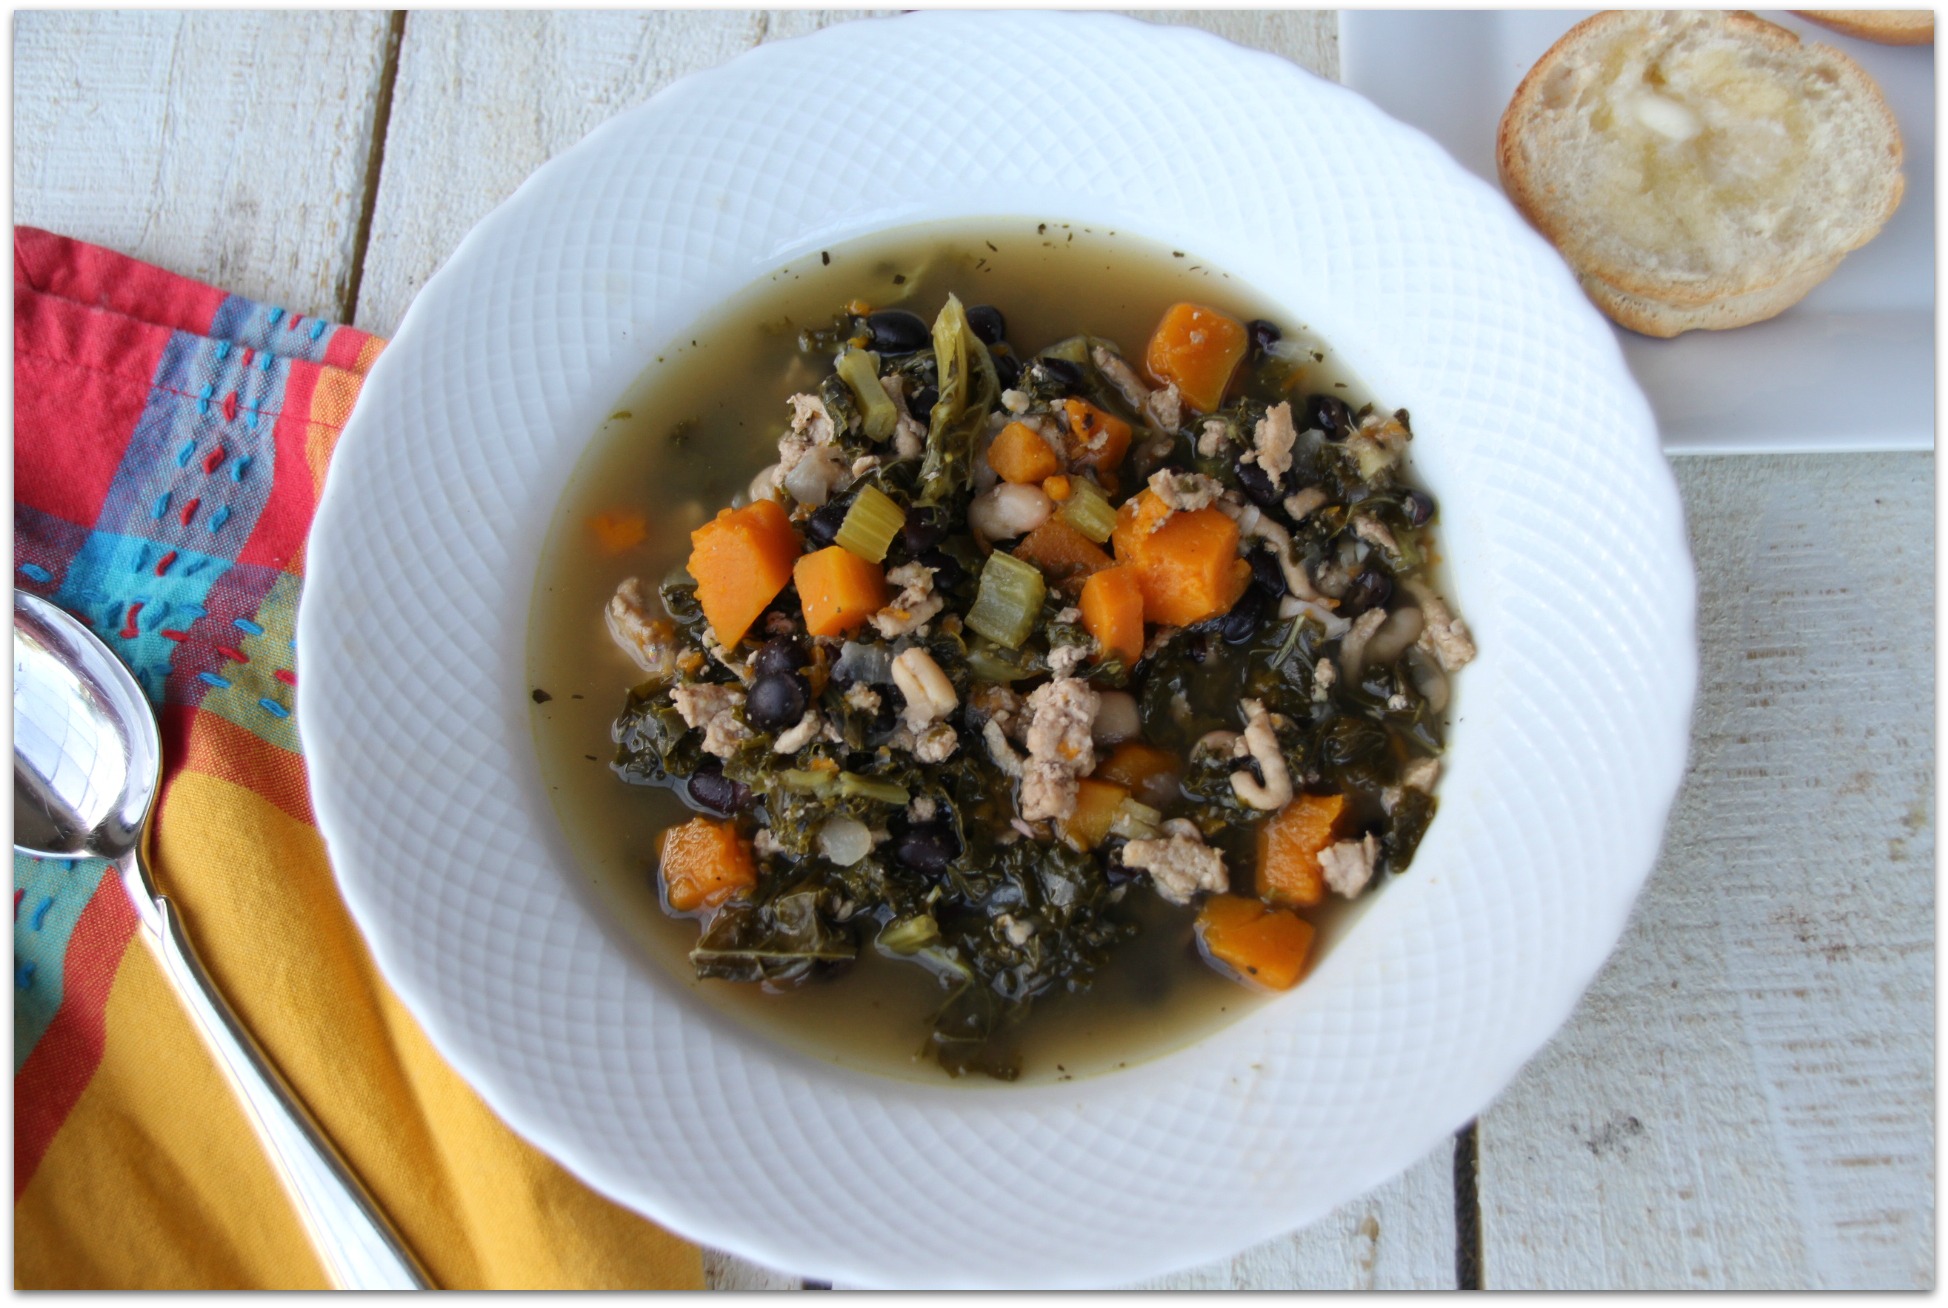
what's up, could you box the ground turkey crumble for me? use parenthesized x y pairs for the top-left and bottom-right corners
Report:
(1017, 676), (1099, 822)
(1122, 819), (1228, 906)
(1319, 833), (1379, 899)
(669, 682), (751, 758)
(605, 577), (679, 679)
(1147, 468), (1223, 513)
(870, 562), (943, 639)
(1242, 401), (1297, 481)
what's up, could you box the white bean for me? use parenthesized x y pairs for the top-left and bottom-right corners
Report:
(967, 483), (1052, 541)
(817, 816), (873, 867)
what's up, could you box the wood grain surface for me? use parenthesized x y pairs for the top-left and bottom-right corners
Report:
(1479, 453), (1935, 1290)
(10, 8), (1932, 1291)
(13, 10), (395, 320)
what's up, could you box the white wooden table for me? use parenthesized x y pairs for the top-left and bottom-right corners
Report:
(16, 10), (1932, 1290)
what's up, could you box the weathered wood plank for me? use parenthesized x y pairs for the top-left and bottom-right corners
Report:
(12, 10), (394, 320)
(351, 9), (865, 339)
(700, 1249), (802, 1292)
(1477, 452), (1934, 1290)
(1139, 8), (1339, 81)
(1131, 1145), (1456, 1290)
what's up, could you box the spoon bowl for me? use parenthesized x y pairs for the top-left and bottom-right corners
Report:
(13, 591), (160, 863)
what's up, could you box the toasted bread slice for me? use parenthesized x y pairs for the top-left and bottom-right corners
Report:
(1498, 10), (1904, 337)
(1795, 10), (1934, 46)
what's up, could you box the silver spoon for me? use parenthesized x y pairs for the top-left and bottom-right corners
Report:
(13, 591), (430, 1290)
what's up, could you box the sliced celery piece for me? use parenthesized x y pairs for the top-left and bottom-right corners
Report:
(1040, 335), (1094, 366)
(779, 768), (838, 796)
(1059, 476), (1117, 543)
(966, 551), (1045, 649)
(834, 484), (906, 563)
(836, 348), (899, 442)
(965, 634), (1034, 684)
(837, 771), (911, 805)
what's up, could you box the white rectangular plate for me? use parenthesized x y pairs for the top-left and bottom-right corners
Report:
(1341, 9), (1935, 454)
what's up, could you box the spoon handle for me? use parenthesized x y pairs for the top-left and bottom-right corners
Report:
(140, 878), (431, 1290)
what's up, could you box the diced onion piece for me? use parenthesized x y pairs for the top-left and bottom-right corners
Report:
(1058, 476), (1118, 543)
(835, 640), (896, 686)
(1108, 797), (1164, 841)
(834, 484), (906, 563)
(966, 551), (1046, 649)
(1091, 691), (1141, 745)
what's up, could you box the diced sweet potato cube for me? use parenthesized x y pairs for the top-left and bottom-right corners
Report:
(794, 545), (887, 638)
(990, 421), (1064, 485)
(1145, 302), (1247, 413)
(1079, 564), (1145, 667)
(687, 499), (800, 647)
(1195, 893), (1316, 991)
(1057, 777), (1129, 852)
(1062, 398), (1132, 474)
(1110, 490), (1250, 627)
(590, 510), (648, 554)
(659, 816), (757, 914)
(1095, 741), (1181, 806)
(1256, 793), (1348, 908)
(1014, 517), (1112, 590)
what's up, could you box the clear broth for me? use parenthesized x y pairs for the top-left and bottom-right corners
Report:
(529, 218), (1385, 1084)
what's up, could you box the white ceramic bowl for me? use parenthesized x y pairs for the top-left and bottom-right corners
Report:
(299, 12), (1696, 1288)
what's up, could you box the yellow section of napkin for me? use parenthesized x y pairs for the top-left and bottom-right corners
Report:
(16, 772), (703, 1290)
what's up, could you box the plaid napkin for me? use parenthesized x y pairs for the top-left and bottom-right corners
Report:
(12, 228), (702, 1290)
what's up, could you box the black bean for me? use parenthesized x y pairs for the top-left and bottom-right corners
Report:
(804, 497), (851, 548)
(901, 507), (946, 555)
(1306, 394), (1354, 439)
(993, 352), (1022, 391)
(895, 821), (960, 874)
(1249, 547), (1288, 598)
(1185, 631), (1211, 665)
(1402, 489), (1436, 526)
(1234, 457), (1283, 508)
(967, 304), (1007, 346)
(908, 384), (939, 416)
(747, 672), (808, 732)
(918, 548), (965, 590)
(1220, 586), (1267, 645)
(866, 309), (930, 354)
(1247, 318), (1282, 355)
(686, 769), (750, 816)
(753, 635), (808, 678)
(1342, 567), (1393, 616)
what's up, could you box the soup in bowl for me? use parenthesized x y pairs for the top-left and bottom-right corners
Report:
(529, 220), (1473, 1085)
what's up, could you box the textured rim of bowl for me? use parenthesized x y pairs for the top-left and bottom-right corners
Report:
(299, 11), (1697, 1288)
